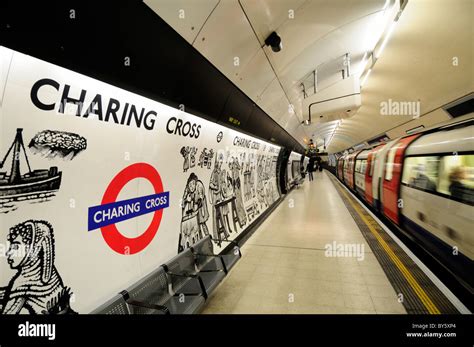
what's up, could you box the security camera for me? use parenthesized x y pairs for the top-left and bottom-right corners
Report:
(265, 32), (282, 52)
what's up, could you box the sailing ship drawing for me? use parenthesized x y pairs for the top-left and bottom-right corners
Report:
(0, 129), (62, 213)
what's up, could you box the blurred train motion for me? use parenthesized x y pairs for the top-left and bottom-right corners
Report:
(332, 119), (473, 294)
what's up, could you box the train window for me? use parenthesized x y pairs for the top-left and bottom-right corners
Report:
(360, 160), (367, 174)
(437, 154), (474, 205)
(402, 156), (439, 191)
(355, 160), (362, 173)
(355, 159), (367, 174)
(384, 147), (398, 181)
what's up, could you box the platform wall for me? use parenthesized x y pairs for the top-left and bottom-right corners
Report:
(0, 47), (281, 313)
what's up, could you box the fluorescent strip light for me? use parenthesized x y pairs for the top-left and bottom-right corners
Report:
(325, 120), (341, 148)
(375, 21), (396, 59)
(406, 125), (425, 135)
(360, 68), (372, 87)
(359, 51), (369, 75)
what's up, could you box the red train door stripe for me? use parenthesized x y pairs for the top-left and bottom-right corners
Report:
(382, 135), (420, 224)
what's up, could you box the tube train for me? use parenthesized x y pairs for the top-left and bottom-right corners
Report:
(332, 119), (473, 294)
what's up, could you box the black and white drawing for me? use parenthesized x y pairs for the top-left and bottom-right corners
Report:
(250, 158), (257, 199)
(255, 154), (278, 209)
(178, 173), (210, 252)
(239, 153), (246, 175)
(228, 156), (247, 228)
(243, 153), (256, 201)
(243, 166), (252, 201)
(198, 148), (214, 169)
(264, 180), (275, 207)
(245, 200), (260, 222)
(216, 131), (223, 143)
(1, 129), (62, 213)
(270, 158), (279, 201)
(256, 155), (269, 209)
(29, 130), (87, 160)
(180, 146), (198, 172)
(0, 220), (76, 314)
(242, 152), (278, 221)
(208, 153), (236, 246)
(189, 147), (197, 169)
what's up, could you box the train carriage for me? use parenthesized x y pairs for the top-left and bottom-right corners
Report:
(398, 124), (474, 287)
(335, 120), (473, 291)
(337, 155), (346, 181)
(369, 139), (398, 211)
(364, 144), (384, 206)
(354, 149), (370, 198)
(381, 134), (420, 224)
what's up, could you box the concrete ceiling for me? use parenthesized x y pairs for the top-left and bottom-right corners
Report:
(145, 0), (473, 153)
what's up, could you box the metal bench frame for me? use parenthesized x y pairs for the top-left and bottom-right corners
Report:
(91, 237), (242, 314)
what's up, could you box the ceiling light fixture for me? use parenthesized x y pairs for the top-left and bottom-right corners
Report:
(360, 0), (407, 90)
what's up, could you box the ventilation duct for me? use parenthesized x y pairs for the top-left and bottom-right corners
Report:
(302, 75), (361, 124)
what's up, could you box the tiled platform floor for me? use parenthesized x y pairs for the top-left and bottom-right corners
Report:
(202, 170), (406, 314)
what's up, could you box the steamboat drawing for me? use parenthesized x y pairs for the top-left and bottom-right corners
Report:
(0, 129), (62, 212)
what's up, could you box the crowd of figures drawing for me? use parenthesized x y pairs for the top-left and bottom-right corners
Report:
(178, 148), (278, 252)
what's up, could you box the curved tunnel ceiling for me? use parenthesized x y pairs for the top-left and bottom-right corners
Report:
(146, 0), (473, 153)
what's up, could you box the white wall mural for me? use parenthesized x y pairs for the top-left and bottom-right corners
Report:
(0, 47), (281, 314)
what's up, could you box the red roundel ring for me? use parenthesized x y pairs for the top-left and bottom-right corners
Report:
(100, 163), (164, 255)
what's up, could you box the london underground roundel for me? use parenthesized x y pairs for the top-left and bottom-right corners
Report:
(88, 163), (170, 255)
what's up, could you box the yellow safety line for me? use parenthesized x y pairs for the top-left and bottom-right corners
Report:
(334, 179), (441, 314)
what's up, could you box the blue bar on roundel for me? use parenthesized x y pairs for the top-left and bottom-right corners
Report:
(87, 192), (170, 231)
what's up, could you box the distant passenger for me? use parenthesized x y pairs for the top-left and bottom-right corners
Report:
(307, 161), (314, 181)
(316, 156), (322, 172)
(449, 167), (474, 203)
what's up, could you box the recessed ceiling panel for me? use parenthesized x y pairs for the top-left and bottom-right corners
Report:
(193, 0), (261, 86)
(144, 0), (219, 44)
(240, 0), (307, 44)
(257, 78), (289, 119)
(237, 50), (275, 101)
